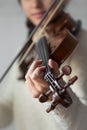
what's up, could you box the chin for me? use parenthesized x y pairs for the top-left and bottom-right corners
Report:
(33, 19), (42, 26)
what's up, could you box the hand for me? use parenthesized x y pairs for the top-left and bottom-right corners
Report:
(25, 59), (59, 98)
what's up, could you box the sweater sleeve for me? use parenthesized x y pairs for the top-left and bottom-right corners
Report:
(0, 82), (13, 128)
(52, 88), (86, 130)
(0, 62), (19, 128)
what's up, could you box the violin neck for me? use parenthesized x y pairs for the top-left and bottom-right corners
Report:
(35, 36), (51, 73)
(35, 36), (60, 91)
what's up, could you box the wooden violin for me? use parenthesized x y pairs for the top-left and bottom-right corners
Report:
(35, 36), (78, 112)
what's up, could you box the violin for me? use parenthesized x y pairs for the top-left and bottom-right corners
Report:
(35, 36), (77, 112)
(0, 0), (81, 112)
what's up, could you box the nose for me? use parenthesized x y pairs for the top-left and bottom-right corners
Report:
(31, 0), (41, 8)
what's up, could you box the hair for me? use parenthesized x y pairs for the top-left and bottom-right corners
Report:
(18, 0), (35, 35)
(18, 0), (20, 3)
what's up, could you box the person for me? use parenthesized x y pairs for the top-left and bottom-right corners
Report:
(21, 0), (87, 130)
(0, 0), (87, 130)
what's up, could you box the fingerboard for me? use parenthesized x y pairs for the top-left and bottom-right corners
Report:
(35, 36), (50, 73)
(35, 37), (60, 91)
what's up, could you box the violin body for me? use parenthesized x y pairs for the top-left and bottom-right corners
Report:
(46, 9), (79, 35)
(49, 29), (78, 65)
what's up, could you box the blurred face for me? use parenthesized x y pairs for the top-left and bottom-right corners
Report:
(20, 0), (53, 25)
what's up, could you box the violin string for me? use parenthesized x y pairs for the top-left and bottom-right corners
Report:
(45, 72), (60, 90)
(42, 38), (50, 71)
(18, 0), (64, 66)
(36, 38), (45, 62)
(35, 37), (61, 91)
(35, 37), (49, 70)
(46, 72), (59, 89)
(45, 74), (56, 90)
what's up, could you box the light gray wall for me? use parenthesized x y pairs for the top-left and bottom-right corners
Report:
(0, 0), (27, 79)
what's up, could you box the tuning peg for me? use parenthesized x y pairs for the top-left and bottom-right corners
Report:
(60, 76), (78, 93)
(56, 65), (72, 80)
(39, 90), (52, 103)
(46, 92), (62, 113)
(62, 65), (72, 75)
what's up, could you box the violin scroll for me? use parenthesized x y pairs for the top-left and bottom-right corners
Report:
(39, 65), (78, 113)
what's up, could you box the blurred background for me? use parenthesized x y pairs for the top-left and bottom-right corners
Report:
(0, 0), (87, 130)
(0, 0), (27, 80)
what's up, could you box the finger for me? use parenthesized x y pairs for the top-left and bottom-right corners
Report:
(25, 78), (40, 98)
(25, 73), (34, 87)
(28, 60), (43, 74)
(48, 59), (58, 68)
(25, 71), (48, 98)
(30, 66), (49, 92)
(34, 79), (49, 93)
(48, 59), (59, 77)
(31, 66), (46, 80)
(25, 74), (38, 97)
(25, 65), (49, 97)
